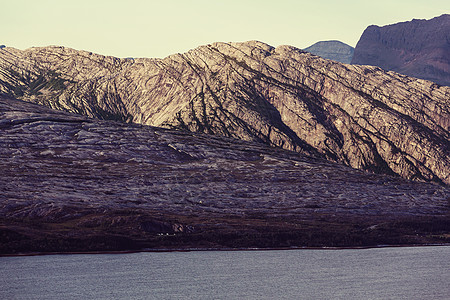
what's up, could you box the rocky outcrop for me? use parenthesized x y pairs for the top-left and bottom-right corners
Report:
(0, 41), (449, 184)
(303, 40), (354, 64)
(352, 14), (450, 86)
(1, 97), (449, 254)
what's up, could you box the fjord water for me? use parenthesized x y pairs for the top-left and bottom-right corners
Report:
(1, 247), (449, 299)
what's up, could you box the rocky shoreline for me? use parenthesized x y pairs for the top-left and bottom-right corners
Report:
(3, 243), (450, 258)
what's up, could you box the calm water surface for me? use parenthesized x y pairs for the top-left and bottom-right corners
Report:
(1, 246), (449, 299)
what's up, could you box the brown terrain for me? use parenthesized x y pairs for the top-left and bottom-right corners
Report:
(0, 96), (449, 254)
(0, 40), (449, 254)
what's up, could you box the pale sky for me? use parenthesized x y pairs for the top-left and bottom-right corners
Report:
(1, 0), (449, 58)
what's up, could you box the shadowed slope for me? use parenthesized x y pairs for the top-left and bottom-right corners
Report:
(1, 97), (449, 254)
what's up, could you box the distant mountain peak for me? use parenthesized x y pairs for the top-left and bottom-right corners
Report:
(303, 40), (354, 64)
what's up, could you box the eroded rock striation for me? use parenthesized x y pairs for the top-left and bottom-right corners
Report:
(1, 97), (449, 254)
(352, 14), (450, 86)
(0, 41), (449, 184)
(303, 40), (354, 64)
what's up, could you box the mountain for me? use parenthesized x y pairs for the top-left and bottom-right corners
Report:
(0, 41), (449, 184)
(1, 96), (449, 254)
(351, 14), (450, 86)
(303, 40), (354, 64)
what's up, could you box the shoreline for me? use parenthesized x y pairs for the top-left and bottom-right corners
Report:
(2, 243), (449, 258)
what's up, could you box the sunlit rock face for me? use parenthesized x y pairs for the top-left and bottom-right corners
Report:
(352, 14), (450, 87)
(0, 41), (449, 184)
(1, 96), (449, 253)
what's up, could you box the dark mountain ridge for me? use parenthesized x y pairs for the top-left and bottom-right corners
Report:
(352, 14), (450, 86)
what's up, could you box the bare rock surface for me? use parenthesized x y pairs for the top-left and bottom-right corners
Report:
(0, 41), (449, 185)
(303, 40), (354, 64)
(352, 14), (450, 86)
(1, 97), (449, 254)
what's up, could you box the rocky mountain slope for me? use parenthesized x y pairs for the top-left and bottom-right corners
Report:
(303, 40), (354, 64)
(351, 14), (450, 87)
(1, 97), (449, 254)
(0, 41), (449, 184)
